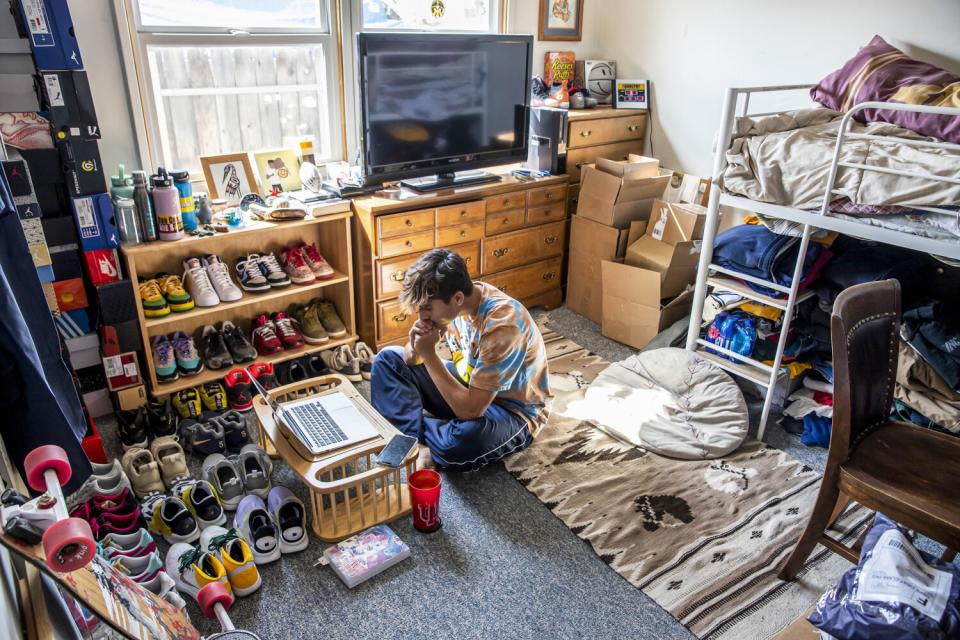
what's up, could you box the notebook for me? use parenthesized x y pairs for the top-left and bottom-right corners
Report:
(322, 524), (410, 588)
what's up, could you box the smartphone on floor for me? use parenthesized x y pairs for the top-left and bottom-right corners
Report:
(376, 434), (419, 468)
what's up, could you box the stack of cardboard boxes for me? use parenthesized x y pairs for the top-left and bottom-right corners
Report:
(568, 155), (709, 349)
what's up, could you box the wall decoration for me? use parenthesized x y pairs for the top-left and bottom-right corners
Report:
(200, 153), (258, 206)
(539, 0), (584, 42)
(614, 79), (650, 109)
(251, 148), (302, 196)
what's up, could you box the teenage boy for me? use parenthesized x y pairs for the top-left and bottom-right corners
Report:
(370, 248), (551, 471)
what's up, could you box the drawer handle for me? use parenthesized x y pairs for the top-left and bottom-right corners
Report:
(459, 229), (467, 237)
(390, 270), (405, 281)
(542, 272), (556, 281)
(544, 235), (558, 245)
(464, 256), (472, 263)
(392, 313), (408, 323)
(405, 219), (413, 227)
(502, 218), (510, 225)
(575, 162), (584, 169)
(493, 247), (509, 257)
(405, 240), (413, 247)
(500, 285), (508, 292)
(545, 192), (553, 199)
(502, 198), (510, 206)
(579, 130), (592, 137)
(460, 210), (468, 217)
(627, 124), (641, 132)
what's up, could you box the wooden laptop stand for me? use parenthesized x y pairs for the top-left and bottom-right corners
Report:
(253, 374), (417, 542)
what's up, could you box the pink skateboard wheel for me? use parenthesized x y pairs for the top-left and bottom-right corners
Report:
(198, 581), (234, 619)
(24, 445), (71, 493)
(42, 518), (95, 572)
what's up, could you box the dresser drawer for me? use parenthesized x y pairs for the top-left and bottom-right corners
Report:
(379, 229), (434, 259)
(485, 257), (562, 301)
(436, 220), (483, 247)
(567, 183), (581, 213)
(481, 221), (566, 274)
(485, 191), (526, 213)
(485, 209), (525, 235)
(568, 114), (646, 149)
(566, 140), (645, 183)
(377, 299), (414, 343)
(436, 200), (485, 227)
(377, 208), (435, 238)
(526, 202), (567, 226)
(527, 185), (566, 207)
(375, 241), (480, 300)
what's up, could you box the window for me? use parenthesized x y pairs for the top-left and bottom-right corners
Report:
(120, 0), (342, 176)
(359, 0), (499, 32)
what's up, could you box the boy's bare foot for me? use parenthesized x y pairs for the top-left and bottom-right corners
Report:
(416, 444), (436, 470)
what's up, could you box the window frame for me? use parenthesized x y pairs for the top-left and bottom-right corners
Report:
(114, 0), (345, 180)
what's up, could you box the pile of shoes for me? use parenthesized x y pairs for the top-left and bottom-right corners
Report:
(171, 382), (230, 420)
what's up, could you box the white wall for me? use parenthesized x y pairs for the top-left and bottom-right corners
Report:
(596, 0), (960, 176)
(508, 0), (605, 74)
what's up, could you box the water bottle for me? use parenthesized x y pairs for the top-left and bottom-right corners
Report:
(132, 170), (157, 241)
(171, 169), (197, 232)
(110, 164), (135, 200)
(114, 197), (143, 243)
(153, 168), (184, 241)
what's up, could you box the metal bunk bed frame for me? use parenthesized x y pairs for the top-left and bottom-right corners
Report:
(685, 84), (960, 439)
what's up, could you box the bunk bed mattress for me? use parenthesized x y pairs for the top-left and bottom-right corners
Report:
(720, 108), (960, 211)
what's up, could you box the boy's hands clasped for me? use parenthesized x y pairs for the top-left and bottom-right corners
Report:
(410, 319), (442, 359)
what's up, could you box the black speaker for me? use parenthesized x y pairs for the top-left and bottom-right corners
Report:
(95, 280), (138, 325)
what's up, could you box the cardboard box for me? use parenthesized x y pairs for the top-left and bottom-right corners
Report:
(83, 248), (120, 285)
(601, 260), (693, 349)
(770, 608), (818, 639)
(52, 277), (87, 311)
(566, 216), (646, 324)
(114, 384), (147, 411)
(82, 388), (113, 418)
(71, 193), (118, 250)
(102, 351), (141, 391)
(66, 333), (100, 369)
(576, 158), (672, 229)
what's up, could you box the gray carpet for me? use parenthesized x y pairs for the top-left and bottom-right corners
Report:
(94, 305), (947, 639)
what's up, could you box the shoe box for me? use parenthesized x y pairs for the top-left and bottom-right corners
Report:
(52, 277), (88, 311)
(37, 71), (100, 141)
(65, 333), (100, 369)
(102, 351), (142, 392)
(12, 0), (84, 72)
(76, 364), (112, 418)
(21, 149), (70, 217)
(114, 384), (147, 411)
(83, 249), (121, 285)
(42, 215), (84, 279)
(71, 193), (118, 251)
(95, 280), (138, 324)
(59, 136), (106, 197)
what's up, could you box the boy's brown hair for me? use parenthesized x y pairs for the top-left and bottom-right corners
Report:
(399, 248), (473, 313)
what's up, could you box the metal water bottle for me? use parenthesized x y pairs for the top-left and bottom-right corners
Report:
(114, 196), (143, 243)
(132, 170), (157, 241)
(171, 169), (197, 232)
(153, 168), (184, 241)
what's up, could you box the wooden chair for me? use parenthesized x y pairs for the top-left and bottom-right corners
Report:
(778, 279), (960, 580)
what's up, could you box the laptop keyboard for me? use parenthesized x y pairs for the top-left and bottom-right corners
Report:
(286, 403), (348, 451)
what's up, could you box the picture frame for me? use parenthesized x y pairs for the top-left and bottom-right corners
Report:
(538, 0), (584, 42)
(614, 79), (649, 110)
(200, 153), (258, 206)
(251, 148), (302, 196)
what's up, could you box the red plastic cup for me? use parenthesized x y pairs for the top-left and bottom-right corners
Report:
(408, 469), (442, 533)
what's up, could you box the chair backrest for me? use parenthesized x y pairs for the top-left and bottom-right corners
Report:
(829, 279), (901, 460)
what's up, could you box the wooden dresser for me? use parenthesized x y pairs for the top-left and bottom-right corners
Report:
(351, 172), (569, 350)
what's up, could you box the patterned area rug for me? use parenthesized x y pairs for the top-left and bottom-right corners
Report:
(511, 321), (869, 639)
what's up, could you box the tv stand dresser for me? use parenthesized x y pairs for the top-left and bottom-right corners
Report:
(351, 171), (570, 350)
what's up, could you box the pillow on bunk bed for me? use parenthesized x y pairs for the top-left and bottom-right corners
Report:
(583, 348), (748, 460)
(811, 34), (960, 144)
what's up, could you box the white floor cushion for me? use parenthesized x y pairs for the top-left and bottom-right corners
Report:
(582, 348), (748, 459)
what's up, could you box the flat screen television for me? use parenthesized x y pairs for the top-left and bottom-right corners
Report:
(357, 32), (533, 191)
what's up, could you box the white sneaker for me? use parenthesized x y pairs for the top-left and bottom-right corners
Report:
(165, 542), (229, 600)
(200, 525), (262, 597)
(182, 257), (220, 307)
(139, 571), (187, 609)
(66, 460), (133, 510)
(203, 254), (243, 302)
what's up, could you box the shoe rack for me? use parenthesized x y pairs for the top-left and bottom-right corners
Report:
(119, 201), (358, 397)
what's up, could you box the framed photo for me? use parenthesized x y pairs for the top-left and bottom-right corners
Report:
(614, 79), (649, 110)
(251, 148), (302, 196)
(200, 153), (258, 206)
(539, 0), (584, 42)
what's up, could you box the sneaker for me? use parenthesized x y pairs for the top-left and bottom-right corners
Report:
(202, 453), (245, 511)
(151, 335), (179, 382)
(221, 320), (257, 364)
(300, 242), (336, 279)
(172, 478), (226, 529)
(202, 254), (243, 302)
(303, 354), (332, 379)
(236, 255), (270, 292)
(351, 342), (375, 380)
(110, 550), (164, 583)
(216, 411), (250, 453)
(117, 408), (149, 450)
(170, 331), (204, 376)
(140, 571), (187, 609)
(279, 246), (315, 284)
(165, 543), (229, 600)
(121, 448), (164, 499)
(157, 274), (194, 312)
(224, 368), (254, 412)
(234, 495), (280, 564)
(99, 529), (157, 559)
(200, 526), (261, 597)
(66, 461), (133, 510)
(314, 300), (347, 338)
(270, 312), (304, 349)
(235, 444), (272, 499)
(251, 315), (283, 356)
(150, 436), (189, 488)
(138, 278), (170, 318)
(246, 362), (277, 390)
(276, 358), (308, 386)
(143, 494), (200, 544)
(290, 302), (328, 345)
(320, 345), (362, 382)
(181, 257), (220, 307)
(201, 325), (234, 370)
(89, 509), (144, 540)
(145, 399), (178, 438)
(70, 488), (139, 521)
(179, 416), (226, 457)
(267, 486), (309, 554)
(256, 253), (291, 288)
(199, 382), (229, 411)
(172, 387), (202, 419)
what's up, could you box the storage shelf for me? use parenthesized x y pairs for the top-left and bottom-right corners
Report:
(706, 274), (815, 311)
(144, 272), (349, 334)
(697, 348), (775, 387)
(153, 333), (359, 396)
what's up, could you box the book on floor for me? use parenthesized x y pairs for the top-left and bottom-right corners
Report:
(322, 524), (410, 588)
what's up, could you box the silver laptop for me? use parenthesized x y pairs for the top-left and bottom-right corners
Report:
(250, 375), (379, 457)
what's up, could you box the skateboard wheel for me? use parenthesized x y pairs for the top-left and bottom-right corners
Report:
(24, 446), (71, 493)
(198, 581), (234, 618)
(42, 517), (95, 572)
